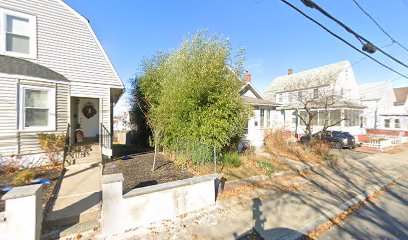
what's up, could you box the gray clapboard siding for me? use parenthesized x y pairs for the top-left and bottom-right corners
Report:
(0, 77), (18, 155)
(0, 0), (123, 88)
(0, 76), (69, 155)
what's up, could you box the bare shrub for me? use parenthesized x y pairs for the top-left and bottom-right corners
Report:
(311, 140), (331, 158)
(37, 133), (66, 166)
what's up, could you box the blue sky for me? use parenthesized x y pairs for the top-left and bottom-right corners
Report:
(65, 0), (408, 112)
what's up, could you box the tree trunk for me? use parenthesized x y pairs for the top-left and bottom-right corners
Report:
(152, 130), (159, 172)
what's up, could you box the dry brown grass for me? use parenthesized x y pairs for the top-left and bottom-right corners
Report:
(382, 143), (408, 154)
(174, 152), (291, 182)
(264, 129), (333, 164)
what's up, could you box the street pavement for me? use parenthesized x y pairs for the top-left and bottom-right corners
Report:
(319, 174), (408, 240)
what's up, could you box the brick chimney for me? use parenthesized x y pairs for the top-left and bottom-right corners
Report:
(288, 69), (293, 75)
(244, 72), (252, 83)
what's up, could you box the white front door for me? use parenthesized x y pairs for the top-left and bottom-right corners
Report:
(78, 98), (99, 138)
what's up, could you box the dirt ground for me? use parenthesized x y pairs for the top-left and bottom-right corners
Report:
(103, 152), (194, 193)
(0, 166), (62, 212)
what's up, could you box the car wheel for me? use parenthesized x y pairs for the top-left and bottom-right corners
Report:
(300, 138), (307, 144)
(332, 142), (343, 149)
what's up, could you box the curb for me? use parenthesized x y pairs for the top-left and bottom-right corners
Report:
(281, 173), (403, 240)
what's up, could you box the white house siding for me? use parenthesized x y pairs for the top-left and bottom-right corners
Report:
(0, 0), (123, 88)
(0, 76), (69, 167)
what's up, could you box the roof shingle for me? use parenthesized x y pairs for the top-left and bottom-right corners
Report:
(0, 55), (68, 81)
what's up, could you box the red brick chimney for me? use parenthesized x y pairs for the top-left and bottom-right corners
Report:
(288, 69), (293, 75)
(244, 72), (252, 83)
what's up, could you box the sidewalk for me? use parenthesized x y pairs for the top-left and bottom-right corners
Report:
(110, 149), (408, 240)
(44, 159), (102, 237)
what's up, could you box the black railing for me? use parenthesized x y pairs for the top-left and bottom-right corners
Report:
(62, 123), (71, 167)
(100, 123), (112, 151)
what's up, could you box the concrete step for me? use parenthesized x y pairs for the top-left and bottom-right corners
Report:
(42, 220), (100, 240)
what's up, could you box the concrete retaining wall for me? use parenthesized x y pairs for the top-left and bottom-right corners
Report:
(0, 184), (43, 240)
(101, 173), (221, 236)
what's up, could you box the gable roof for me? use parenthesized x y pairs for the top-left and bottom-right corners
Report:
(394, 87), (408, 106)
(358, 81), (392, 101)
(240, 82), (279, 106)
(240, 82), (263, 99)
(264, 60), (350, 97)
(57, 0), (124, 89)
(0, 55), (68, 81)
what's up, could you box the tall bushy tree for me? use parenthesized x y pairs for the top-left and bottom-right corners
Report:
(133, 31), (251, 160)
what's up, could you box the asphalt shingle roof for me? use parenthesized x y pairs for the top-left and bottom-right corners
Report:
(358, 81), (391, 101)
(264, 61), (350, 98)
(0, 55), (68, 81)
(242, 96), (279, 106)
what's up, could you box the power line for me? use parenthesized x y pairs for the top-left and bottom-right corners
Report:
(279, 0), (408, 80)
(351, 0), (408, 53)
(299, 0), (408, 70)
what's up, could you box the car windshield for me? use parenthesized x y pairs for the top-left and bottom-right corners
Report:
(343, 132), (354, 138)
(333, 131), (353, 138)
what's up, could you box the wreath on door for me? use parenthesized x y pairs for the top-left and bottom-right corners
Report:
(82, 102), (97, 119)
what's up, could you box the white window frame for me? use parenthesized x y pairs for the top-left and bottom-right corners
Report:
(0, 8), (37, 59)
(19, 85), (56, 131)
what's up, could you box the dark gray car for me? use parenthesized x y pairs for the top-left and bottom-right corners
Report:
(300, 131), (357, 149)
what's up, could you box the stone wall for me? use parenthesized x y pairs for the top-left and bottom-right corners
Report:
(101, 173), (221, 237)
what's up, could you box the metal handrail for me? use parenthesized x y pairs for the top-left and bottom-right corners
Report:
(100, 123), (112, 150)
(62, 123), (71, 167)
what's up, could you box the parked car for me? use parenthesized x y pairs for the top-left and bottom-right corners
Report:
(300, 131), (357, 149)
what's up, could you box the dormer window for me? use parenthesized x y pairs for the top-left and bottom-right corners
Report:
(0, 8), (37, 59)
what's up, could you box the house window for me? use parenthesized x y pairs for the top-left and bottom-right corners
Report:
(329, 110), (342, 126)
(313, 88), (319, 99)
(384, 119), (390, 128)
(395, 119), (400, 129)
(0, 8), (37, 58)
(298, 91), (302, 101)
(260, 109), (265, 128)
(266, 110), (271, 128)
(288, 92), (293, 103)
(277, 94), (283, 103)
(19, 85), (55, 131)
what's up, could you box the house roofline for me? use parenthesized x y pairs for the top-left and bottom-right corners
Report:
(56, 0), (125, 90)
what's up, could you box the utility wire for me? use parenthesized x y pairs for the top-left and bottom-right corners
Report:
(351, 0), (408, 53)
(280, 0), (408, 80)
(299, 0), (408, 70)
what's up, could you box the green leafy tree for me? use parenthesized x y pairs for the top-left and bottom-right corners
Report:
(132, 31), (252, 168)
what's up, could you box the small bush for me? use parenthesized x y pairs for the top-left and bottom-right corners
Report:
(12, 170), (37, 186)
(311, 140), (331, 158)
(223, 152), (241, 168)
(38, 133), (66, 166)
(264, 129), (291, 153)
(258, 160), (274, 177)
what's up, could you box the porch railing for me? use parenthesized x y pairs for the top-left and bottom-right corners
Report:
(100, 123), (112, 160)
(62, 123), (71, 167)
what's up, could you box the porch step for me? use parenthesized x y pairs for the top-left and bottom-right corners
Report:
(66, 143), (102, 165)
